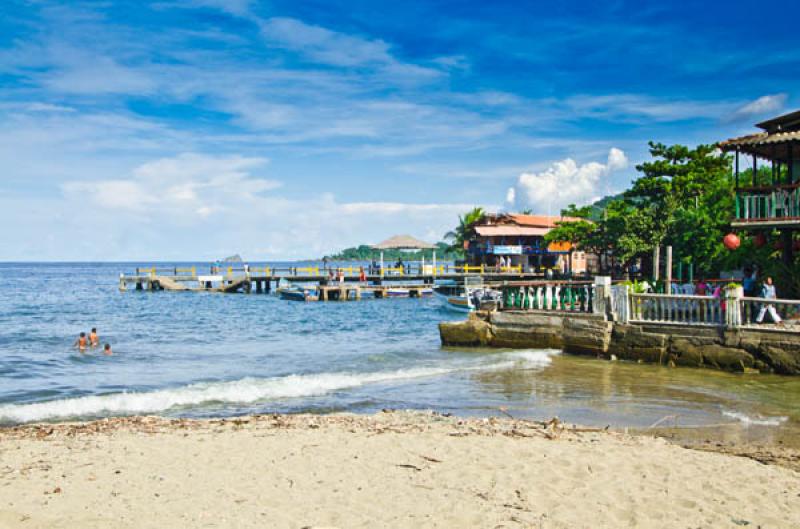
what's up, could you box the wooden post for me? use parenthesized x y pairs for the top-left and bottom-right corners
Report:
(665, 245), (673, 294)
(652, 246), (660, 282)
(752, 154), (757, 187)
(735, 149), (739, 189)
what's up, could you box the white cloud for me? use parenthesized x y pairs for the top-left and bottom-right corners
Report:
(258, 17), (440, 80)
(564, 94), (734, 123)
(508, 148), (628, 213)
(63, 153), (278, 217)
(729, 93), (788, 122)
(31, 153), (478, 260)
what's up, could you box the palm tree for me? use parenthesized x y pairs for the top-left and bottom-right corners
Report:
(444, 207), (485, 255)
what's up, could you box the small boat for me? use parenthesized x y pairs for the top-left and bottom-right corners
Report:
(278, 286), (318, 302)
(385, 287), (434, 297)
(443, 288), (501, 313)
(444, 294), (473, 312)
(433, 281), (461, 298)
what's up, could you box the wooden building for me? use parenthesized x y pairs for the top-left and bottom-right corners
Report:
(719, 109), (800, 265)
(465, 213), (589, 274)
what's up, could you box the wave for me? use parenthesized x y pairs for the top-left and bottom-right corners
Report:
(0, 349), (558, 424)
(722, 410), (788, 427)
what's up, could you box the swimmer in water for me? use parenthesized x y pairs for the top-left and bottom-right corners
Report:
(103, 343), (113, 356)
(89, 327), (99, 347)
(74, 332), (87, 351)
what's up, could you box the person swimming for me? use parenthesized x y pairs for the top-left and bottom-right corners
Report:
(74, 332), (87, 351)
(89, 327), (99, 347)
(103, 343), (113, 356)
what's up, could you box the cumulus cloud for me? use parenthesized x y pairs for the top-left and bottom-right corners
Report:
(43, 153), (480, 260)
(507, 148), (628, 214)
(63, 153), (278, 217)
(729, 93), (788, 122)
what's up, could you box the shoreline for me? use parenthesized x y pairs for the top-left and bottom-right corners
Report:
(2, 411), (799, 528)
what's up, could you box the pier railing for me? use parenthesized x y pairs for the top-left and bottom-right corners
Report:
(501, 281), (594, 313)
(127, 263), (532, 280)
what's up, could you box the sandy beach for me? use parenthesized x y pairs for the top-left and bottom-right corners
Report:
(1, 412), (798, 529)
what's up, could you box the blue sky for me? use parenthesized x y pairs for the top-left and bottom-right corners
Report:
(0, 0), (798, 260)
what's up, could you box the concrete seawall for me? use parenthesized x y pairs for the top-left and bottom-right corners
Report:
(439, 311), (800, 375)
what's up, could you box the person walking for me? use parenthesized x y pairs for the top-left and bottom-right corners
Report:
(756, 276), (782, 324)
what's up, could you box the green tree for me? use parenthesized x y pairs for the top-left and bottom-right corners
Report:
(627, 142), (731, 250)
(444, 207), (485, 255)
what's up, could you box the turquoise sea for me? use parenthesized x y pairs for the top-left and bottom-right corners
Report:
(1, 262), (799, 438)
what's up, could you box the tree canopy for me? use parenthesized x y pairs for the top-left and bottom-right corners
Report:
(546, 142), (749, 276)
(444, 207), (485, 256)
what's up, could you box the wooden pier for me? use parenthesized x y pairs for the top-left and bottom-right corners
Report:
(118, 263), (550, 298)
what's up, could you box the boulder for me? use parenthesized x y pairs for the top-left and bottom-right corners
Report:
(438, 316), (494, 346)
(701, 345), (754, 372)
(757, 345), (800, 375)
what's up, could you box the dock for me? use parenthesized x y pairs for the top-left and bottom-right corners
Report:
(118, 264), (549, 299)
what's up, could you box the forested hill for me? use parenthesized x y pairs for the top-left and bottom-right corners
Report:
(325, 242), (458, 261)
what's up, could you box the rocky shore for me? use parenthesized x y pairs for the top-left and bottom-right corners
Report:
(440, 311), (800, 374)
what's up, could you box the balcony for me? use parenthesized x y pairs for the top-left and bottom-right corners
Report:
(733, 184), (800, 228)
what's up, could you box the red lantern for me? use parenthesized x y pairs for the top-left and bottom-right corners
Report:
(774, 240), (784, 251)
(793, 240), (800, 252)
(753, 233), (767, 248)
(723, 233), (740, 250)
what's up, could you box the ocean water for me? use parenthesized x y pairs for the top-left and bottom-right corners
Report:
(1, 262), (799, 438)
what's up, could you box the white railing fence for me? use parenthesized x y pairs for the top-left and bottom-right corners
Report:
(628, 293), (723, 325)
(739, 297), (800, 326)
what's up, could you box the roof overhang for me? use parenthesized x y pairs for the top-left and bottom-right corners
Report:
(475, 226), (549, 237)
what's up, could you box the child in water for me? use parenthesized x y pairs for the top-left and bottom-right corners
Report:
(89, 327), (99, 347)
(103, 343), (113, 356)
(74, 332), (87, 351)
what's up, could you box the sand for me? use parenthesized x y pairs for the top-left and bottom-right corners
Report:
(1, 411), (798, 529)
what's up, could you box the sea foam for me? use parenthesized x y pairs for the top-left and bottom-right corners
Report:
(0, 350), (557, 424)
(722, 410), (788, 427)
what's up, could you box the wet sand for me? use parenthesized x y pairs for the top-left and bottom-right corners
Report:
(1, 411), (799, 529)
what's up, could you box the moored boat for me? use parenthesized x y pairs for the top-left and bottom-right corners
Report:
(278, 285), (319, 302)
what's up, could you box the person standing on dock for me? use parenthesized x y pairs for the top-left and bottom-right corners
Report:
(756, 277), (782, 324)
(337, 268), (345, 284)
(359, 266), (366, 283)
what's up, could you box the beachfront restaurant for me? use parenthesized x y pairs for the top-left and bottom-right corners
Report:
(719, 109), (800, 266)
(465, 213), (589, 274)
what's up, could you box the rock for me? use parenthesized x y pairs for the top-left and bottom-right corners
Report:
(670, 339), (705, 368)
(757, 345), (800, 375)
(438, 316), (493, 346)
(701, 345), (754, 372)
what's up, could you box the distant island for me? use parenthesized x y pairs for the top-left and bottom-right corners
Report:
(220, 254), (243, 263)
(325, 242), (458, 261)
